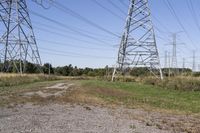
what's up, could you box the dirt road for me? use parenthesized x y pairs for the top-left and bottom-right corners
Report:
(0, 103), (171, 133)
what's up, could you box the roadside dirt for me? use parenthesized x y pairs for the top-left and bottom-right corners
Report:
(23, 83), (74, 98)
(0, 103), (170, 133)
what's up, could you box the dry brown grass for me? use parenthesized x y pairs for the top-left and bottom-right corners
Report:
(0, 73), (61, 87)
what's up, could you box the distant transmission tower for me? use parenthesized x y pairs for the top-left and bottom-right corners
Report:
(182, 57), (185, 74)
(171, 34), (177, 69)
(164, 51), (168, 68)
(192, 50), (196, 72)
(0, 0), (42, 73)
(112, 0), (163, 81)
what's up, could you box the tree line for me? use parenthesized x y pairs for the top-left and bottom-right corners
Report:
(0, 60), (195, 77)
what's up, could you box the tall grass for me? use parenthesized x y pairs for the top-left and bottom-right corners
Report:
(143, 76), (200, 91)
(0, 73), (60, 87)
(110, 76), (200, 91)
(80, 80), (200, 114)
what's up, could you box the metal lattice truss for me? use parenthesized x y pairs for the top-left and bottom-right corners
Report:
(114, 0), (163, 79)
(0, 0), (41, 73)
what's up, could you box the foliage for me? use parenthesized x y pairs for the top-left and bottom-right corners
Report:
(54, 65), (108, 77)
(43, 63), (54, 74)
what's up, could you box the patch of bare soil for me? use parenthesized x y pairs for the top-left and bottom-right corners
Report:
(119, 108), (200, 133)
(0, 103), (170, 133)
(23, 83), (74, 98)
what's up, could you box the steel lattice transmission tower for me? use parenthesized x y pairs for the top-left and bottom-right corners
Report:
(171, 34), (177, 69)
(0, 0), (42, 73)
(112, 0), (163, 80)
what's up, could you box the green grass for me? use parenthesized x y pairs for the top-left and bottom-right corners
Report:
(80, 80), (200, 114)
(1, 75), (200, 114)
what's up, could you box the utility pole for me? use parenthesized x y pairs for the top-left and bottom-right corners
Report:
(182, 58), (185, 69)
(112, 0), (163, 81)
(164, 51), (168, 68)
(182, 58), (185, 74)
(48, 63), (51, 75)
(168, 52), (171, 77)
(192, 50), (196, 72)
(105, 65), (109, 79)
(0, 0), (42, 73)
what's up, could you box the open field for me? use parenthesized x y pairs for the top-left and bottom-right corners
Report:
(0, 75), (200, 132)
(113, 76), (200, 91)
(79, 80), (200, 114)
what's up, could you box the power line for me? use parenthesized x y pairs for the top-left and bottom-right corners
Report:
(51, 1), (120, 38)
(152, 15), (171, 34)
(34, 26), (115, 47)
(37, 39), (116, 51)
(192, 50), (196, 72)
(32, 0), (53, 9)
(30, 10), (114, 45)
(91, 0), (124, 21)
(39, 47), (115, 59)
(118, 0), (128, 8)
(186, 0), (200, 33)
(156, 35), (171, 43)
(164, 0), (198, 49)
(41, 51), (115, 60)
(107, 0), (127, 15)
(32, 20), (117, 41)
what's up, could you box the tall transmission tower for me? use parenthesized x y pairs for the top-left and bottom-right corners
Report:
(0, 0), (42, 73)
(169, 32), (184, 75)
(112, 0), (163, 80)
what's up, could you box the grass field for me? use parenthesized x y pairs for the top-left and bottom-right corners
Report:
(0, 73), (200, 115)
(0, 76), (200, 133)
(78, 80), (200, 114)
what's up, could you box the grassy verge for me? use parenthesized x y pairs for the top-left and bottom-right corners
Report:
(1, 76), (200, 114)
(0, 73), (60, 87)
(0, 79), (67, 107)
(0, 73), (65, 106)
(79, 80), (200, 114)
(110, 76), (200, 91)
(143, 76), (200, 91)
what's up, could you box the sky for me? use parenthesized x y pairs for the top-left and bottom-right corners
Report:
(27, 0), (200, 69)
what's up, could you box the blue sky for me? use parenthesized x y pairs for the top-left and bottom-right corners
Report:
(28, 0), (200, 69)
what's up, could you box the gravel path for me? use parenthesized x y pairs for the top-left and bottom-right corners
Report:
(0, 104), (170, 133)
